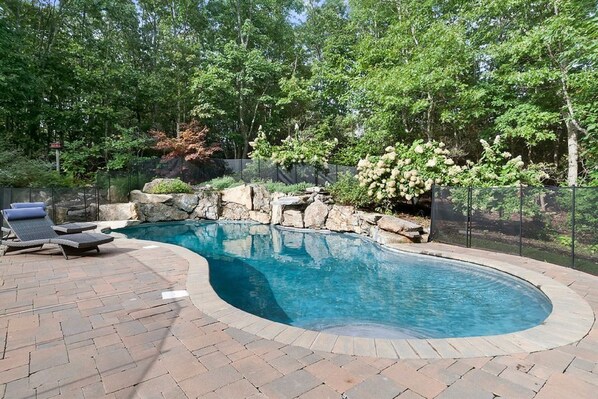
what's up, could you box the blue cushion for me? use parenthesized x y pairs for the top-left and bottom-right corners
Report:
(3, 207), (47, 221)
(11, 202), (47, 210)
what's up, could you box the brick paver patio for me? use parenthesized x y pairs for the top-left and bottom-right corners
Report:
(1, 238), (597, 398)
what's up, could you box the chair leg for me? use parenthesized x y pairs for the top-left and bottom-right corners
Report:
(59, 246), (69, 260)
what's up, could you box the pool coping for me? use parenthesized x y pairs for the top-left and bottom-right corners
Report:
(111, 226), (595, 360)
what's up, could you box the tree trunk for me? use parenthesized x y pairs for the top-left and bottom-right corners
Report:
(566, 119), (578, 186)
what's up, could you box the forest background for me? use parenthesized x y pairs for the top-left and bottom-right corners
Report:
(0, 0), (596, 188)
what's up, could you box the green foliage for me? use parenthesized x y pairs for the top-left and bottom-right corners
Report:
(458, 136), (549, 187)
(250, 127), (338, 171)
(357, 140), (461, 206)
(201, 176), (243, 190)
(148, 179), (193, 194)
(271, 135), (338, 171)
(0, 148), (75, 188)
(248, 130), (273, 160)
(328, 173), (372, 208)
(2, 0), (597, 185)
(252, 180), (310, 195)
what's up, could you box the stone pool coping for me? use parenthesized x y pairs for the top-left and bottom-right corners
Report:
(105, 222), (595, 360)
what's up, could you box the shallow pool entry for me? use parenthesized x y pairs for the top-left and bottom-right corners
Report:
(116, 221), (552, 339)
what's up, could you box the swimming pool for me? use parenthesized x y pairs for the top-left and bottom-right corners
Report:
(115, 221), (552, 339)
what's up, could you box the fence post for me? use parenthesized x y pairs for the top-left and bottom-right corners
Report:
(519, 185), (523, 256)
(276, 165), (280, 183)
(571, 186), (577, 269)
(467, 187), (472, 248)
(29, 187), (32, 202)
(127, 161), (132, 201)
(96, 186), (100, 221)
(429, 185), (436, 242)
(83, 187), (88, 222)
(51, 187), (56, 222)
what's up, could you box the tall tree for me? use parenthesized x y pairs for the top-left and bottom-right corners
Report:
(191, 0), (300, 158)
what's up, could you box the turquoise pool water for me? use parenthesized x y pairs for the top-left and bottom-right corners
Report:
(115, 221), (552, 339)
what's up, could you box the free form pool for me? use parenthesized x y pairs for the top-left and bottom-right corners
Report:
(116, 221), (552, 339)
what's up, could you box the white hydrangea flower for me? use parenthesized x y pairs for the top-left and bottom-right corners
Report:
(444, 158), (455, 166)
(414, 145), (424, 154)
(426, 158), (437, 168)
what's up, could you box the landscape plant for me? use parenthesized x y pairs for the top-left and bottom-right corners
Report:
(250, 129), (338, 171)
(357, 140), (461, 208)
(152, 120), (221, 164)
(148, 179), (193, 194)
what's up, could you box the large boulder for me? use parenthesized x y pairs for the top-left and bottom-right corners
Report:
(249, 211), (271, 224)
(99, 203), (139, 221)
(325, 205), (357, 232)
(304, 200), (329, 229)
(172, 193), (199, 213)
(251, 184), (271, 212)
(377, 215), (423, 233)
(137, 203), (188, 222)
(373, 228), (415, 245)
(142, 178), (180, 193)
(192, 189), (220, 220)
(221, 185), (253, 209)
(220, 203), (250, 220)
(354, 211), (382, 236)
(281, 209), (304, 228)
(272, 195), (310, 206)
(270, 192), (286, 225)
(130, 190), (172, 204)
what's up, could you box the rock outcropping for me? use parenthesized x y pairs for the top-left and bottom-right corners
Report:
(110, 181), (427, 243)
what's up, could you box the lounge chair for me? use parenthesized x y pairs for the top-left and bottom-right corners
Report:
(0, 207), (114, 259)
(10, 202), (97, 234)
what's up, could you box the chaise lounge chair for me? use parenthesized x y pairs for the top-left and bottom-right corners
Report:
(10, 202), (97, 234)
(0, 208), (114, 259)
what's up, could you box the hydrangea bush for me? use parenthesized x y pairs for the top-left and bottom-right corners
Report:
(357, 140), (462, 205)
(249, 129), (337, 171)
(356, 136), (548, 208)
(459, 136), (548, 187)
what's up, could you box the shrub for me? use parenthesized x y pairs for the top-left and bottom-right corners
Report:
(0, 148), (76, 187)
(328, 173), (372, 208)
(201, 176), (243, 190)
(148, 179), (193, 194)
(357, 140), (460, 207)
(252, 179), (310, 194)
(250, 129), (338, 171)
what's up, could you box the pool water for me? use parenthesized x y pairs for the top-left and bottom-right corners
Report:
(115, 221), (552, 339)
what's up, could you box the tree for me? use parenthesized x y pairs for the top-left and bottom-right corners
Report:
(473, 0), (598, 185)
(191, 0), (301, 158)
(152, 120), (221, 163)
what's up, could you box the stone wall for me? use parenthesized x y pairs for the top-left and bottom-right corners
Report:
(101, 184), (428, 243)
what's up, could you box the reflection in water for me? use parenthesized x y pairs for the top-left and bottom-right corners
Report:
(116, 221), (552, 339)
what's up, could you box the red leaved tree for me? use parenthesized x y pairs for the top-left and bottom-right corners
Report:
(151, 120), (221, 163)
